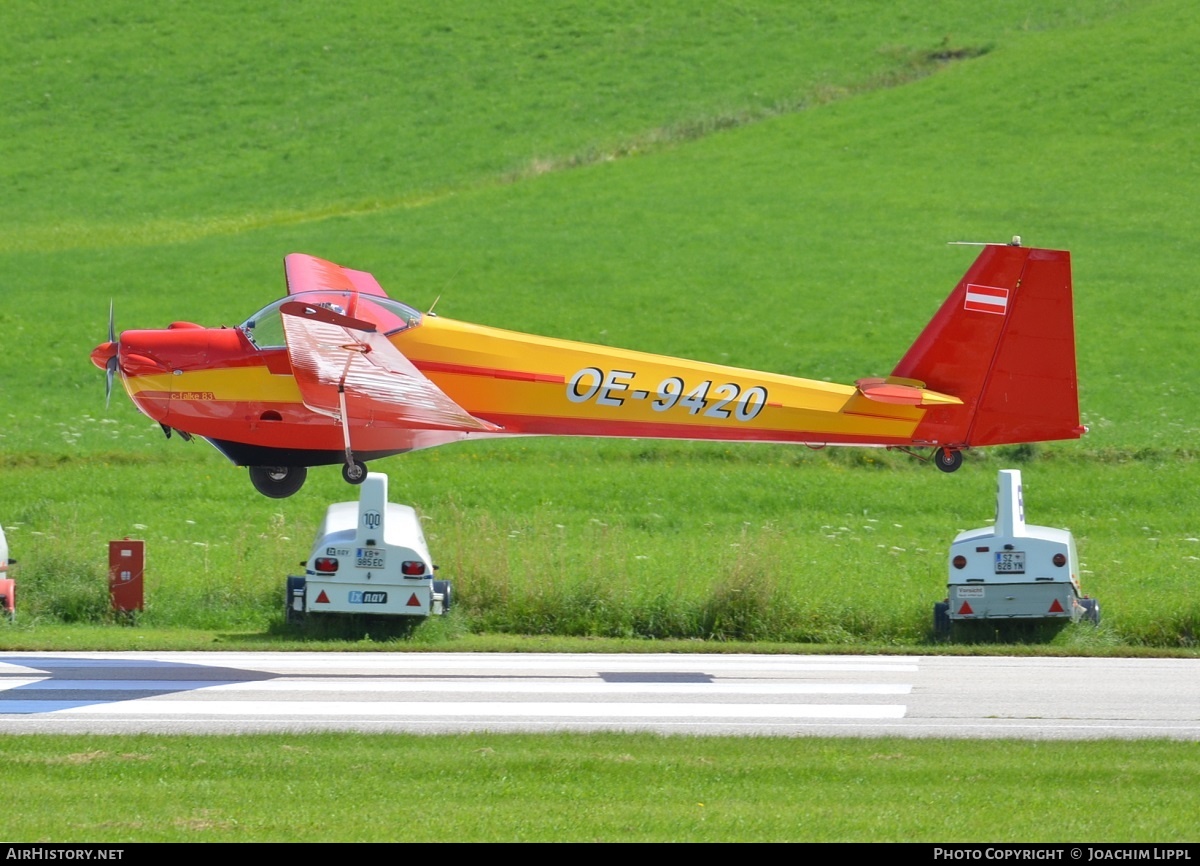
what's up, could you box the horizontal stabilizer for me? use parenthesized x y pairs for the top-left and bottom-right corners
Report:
(855, 377), (963, 407)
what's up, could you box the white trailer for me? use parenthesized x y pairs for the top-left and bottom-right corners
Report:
(935, 469), (1098, 634)
(287, 473), (449, 622)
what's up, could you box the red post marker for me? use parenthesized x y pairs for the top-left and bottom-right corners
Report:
(108, 539), (144, 612)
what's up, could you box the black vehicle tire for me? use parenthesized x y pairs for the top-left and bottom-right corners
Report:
(342, 461), (368, 484)
(1080, 597), (1100, 626)
(433, 579), (452, 614)
(285, 576), (307, 625)
(934, 449), (964, 473)
(249, 465), (308, 498)
(933, 601), (951, 636)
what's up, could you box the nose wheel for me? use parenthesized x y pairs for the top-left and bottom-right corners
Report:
(249, 465), (308, 498)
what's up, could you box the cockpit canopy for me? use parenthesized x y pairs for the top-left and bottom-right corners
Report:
(240, 291), (422, 349)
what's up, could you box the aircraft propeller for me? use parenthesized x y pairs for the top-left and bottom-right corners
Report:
(105, 301), (120, 408)
(91, 300), (122, 409)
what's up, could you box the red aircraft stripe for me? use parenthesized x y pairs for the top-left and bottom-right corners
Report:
(479, 412), (915, 446)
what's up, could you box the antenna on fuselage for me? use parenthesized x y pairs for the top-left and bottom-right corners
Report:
(947, 235), (1022, 247)
(427, 266), (463, 317)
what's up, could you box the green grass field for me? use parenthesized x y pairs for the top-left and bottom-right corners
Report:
(2, 0), (1197, 648)
(2, 733), (1197, 842)
(3, 0), (1199, 844)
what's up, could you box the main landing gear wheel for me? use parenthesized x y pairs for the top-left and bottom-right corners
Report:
(342, 460), (367, 484)
(933, 448), (964, 473)
(249, 465), (308, 498)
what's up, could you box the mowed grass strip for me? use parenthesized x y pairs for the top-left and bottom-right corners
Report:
(0, 733), (1196, 842)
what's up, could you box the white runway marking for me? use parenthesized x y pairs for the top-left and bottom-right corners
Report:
(0, 679), (911, 696)
(35, 700), (909, 720)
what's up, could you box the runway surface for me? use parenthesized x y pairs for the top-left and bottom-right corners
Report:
(1, 652), (1197, 739)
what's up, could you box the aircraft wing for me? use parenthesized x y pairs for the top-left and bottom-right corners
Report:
(280, 301), (502, 432)
(284, 253), (389, 298)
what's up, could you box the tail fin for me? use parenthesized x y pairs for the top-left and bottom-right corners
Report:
(892, 243), (1084, 448)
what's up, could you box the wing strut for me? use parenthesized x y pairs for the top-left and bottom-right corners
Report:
(337, 386), (365, 482)
(335, 340), (367, 483)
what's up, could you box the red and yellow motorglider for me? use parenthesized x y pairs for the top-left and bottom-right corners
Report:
(91, 241), (1085, 498)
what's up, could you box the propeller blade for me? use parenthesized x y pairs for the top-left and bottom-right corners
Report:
(104, 300), (117, 409)
(105, 356), (117, 409)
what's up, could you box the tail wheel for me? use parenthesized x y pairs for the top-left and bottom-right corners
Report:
(249, 465), (308, 498)
(933, 448), (964, 473)
(342, 461), (368, 484)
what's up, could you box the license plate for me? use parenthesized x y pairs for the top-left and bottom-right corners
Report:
(349, 591), (388, 604)
(994, 551), (1025, 574)
(356, 548), (385, 569)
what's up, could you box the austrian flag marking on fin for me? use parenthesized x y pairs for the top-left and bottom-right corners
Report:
(964, 284), (1009, 315)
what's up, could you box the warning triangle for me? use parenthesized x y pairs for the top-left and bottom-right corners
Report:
(315, 590), (330, 604)
(958, 601), (974, 615)
(406, 593), (421, 607)
(1048, 598), (1065, 613)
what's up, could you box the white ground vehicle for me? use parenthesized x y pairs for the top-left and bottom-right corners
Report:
(286, 473), (449, 622)
(935, 469), (1098, 634)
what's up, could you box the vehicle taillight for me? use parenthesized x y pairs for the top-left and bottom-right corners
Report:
(315, 557), (338, 573)
(952, 555), (967, 569)
(401, 560), (425, 576)
(1052, 553), (1067, 567)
